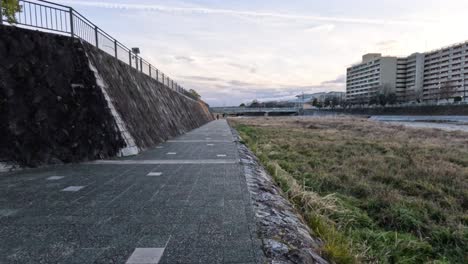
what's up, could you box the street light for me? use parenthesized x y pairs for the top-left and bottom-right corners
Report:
(131, 47), (140, 55)
(131, 47), (140, 71)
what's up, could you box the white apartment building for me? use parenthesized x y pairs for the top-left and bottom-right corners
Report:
(347, 41), (468, 103)
(423, 43), (468, 101)
(396, 53), (425, 102)
(346, 54), (397, 103)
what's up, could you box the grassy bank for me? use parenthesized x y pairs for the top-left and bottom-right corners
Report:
(230, 117), (468, 263)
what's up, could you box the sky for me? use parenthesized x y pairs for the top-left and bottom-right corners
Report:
(57, 0), (468, 106)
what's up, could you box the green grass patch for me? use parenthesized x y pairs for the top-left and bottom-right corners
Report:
(231, 118), (468, 264)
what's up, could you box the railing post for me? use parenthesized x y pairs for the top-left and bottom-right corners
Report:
(140, 58), (143, 72)
(69, 8), (74, 37)
(129, 51), (132, 67)
(149, 64), (152, 77)
(135, 56), (138, 71)
(0, 0), (4, 25)
(114, 40), (117, 58)
(94, 26), (99, 47)
(162, 73), (165, 86)
(156, 69), (159, 82)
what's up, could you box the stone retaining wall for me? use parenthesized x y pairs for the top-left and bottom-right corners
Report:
(0, 26), (213, 167)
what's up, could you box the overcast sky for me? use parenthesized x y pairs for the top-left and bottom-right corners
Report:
(58, 0), (468, 106)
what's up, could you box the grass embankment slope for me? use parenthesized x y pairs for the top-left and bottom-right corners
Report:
(230, 117), (467, 264)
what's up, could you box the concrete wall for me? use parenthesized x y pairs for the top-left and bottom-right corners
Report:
(0, 26), (213, 167)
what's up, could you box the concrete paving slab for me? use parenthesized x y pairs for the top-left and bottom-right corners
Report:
(0, 120), (263, 263)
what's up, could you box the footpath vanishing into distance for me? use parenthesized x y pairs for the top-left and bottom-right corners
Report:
(0, 120), (265, 263)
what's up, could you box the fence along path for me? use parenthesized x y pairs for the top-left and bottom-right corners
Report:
(0, 0), (198, 101)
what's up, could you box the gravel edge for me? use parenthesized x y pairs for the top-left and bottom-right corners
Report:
(231, 127), (329, 264)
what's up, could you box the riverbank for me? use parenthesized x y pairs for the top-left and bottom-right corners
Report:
(304, 103), (468, 116)
(229, 116), (468, 263)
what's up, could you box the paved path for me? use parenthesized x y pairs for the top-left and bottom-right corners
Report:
(0, 120), (263, 264)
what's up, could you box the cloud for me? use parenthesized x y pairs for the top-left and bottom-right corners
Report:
(227, 62), (257, 74)
(321, 74), (345, 85)
(376, 40), (398, 47)
(179, 74), (260, 88)
(180, 75), (223, 82)
(304, 24), (335, 33)
(174, 56), (195, 63)
(59, 1), (433, 26)
(187, 74), (346, 106)
(228, 80), (255, 87)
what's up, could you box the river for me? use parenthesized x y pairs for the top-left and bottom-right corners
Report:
(370, 115), (468, 132)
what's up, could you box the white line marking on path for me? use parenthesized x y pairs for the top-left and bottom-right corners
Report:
(47, 176), (64, 181)
(147, 172), (163, 176)
(62, 186), (85, 192)
(126, 248), (165, 264)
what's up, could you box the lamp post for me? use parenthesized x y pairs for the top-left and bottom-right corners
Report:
(131, 47), (140, 71)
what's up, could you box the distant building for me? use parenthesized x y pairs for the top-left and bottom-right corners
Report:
(347, 41), (468, 104)
(292, 92), (345, 105)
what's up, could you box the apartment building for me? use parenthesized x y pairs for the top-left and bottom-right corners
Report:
(347, 41), (468, 103)
(396, 53), (425, 102)
(346, 53), (397, 103)
(423, 43), (468, 101)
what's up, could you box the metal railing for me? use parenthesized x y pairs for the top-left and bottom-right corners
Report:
(0, 0), (199, 101)
(210, 107), (301, 113)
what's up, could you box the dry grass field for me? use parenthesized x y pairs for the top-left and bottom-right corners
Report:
(230, 116), (468, 264)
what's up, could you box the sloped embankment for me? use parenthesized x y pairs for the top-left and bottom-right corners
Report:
(83, 42), (213, 150)
(0, 25), (213, 167)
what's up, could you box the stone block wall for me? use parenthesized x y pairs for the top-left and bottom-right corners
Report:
(0, 26), (213, 167)
(83, 42), (213, 150)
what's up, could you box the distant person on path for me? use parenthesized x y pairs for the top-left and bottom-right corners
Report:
(216, 114), (219, 120)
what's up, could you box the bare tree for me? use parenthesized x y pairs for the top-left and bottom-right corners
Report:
(439, 80), (457, 102)
(372, 84), (397, 106)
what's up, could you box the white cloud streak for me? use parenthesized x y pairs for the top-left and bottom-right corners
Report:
(59, 1), (433, 26)
(304, 24), (335, 33)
